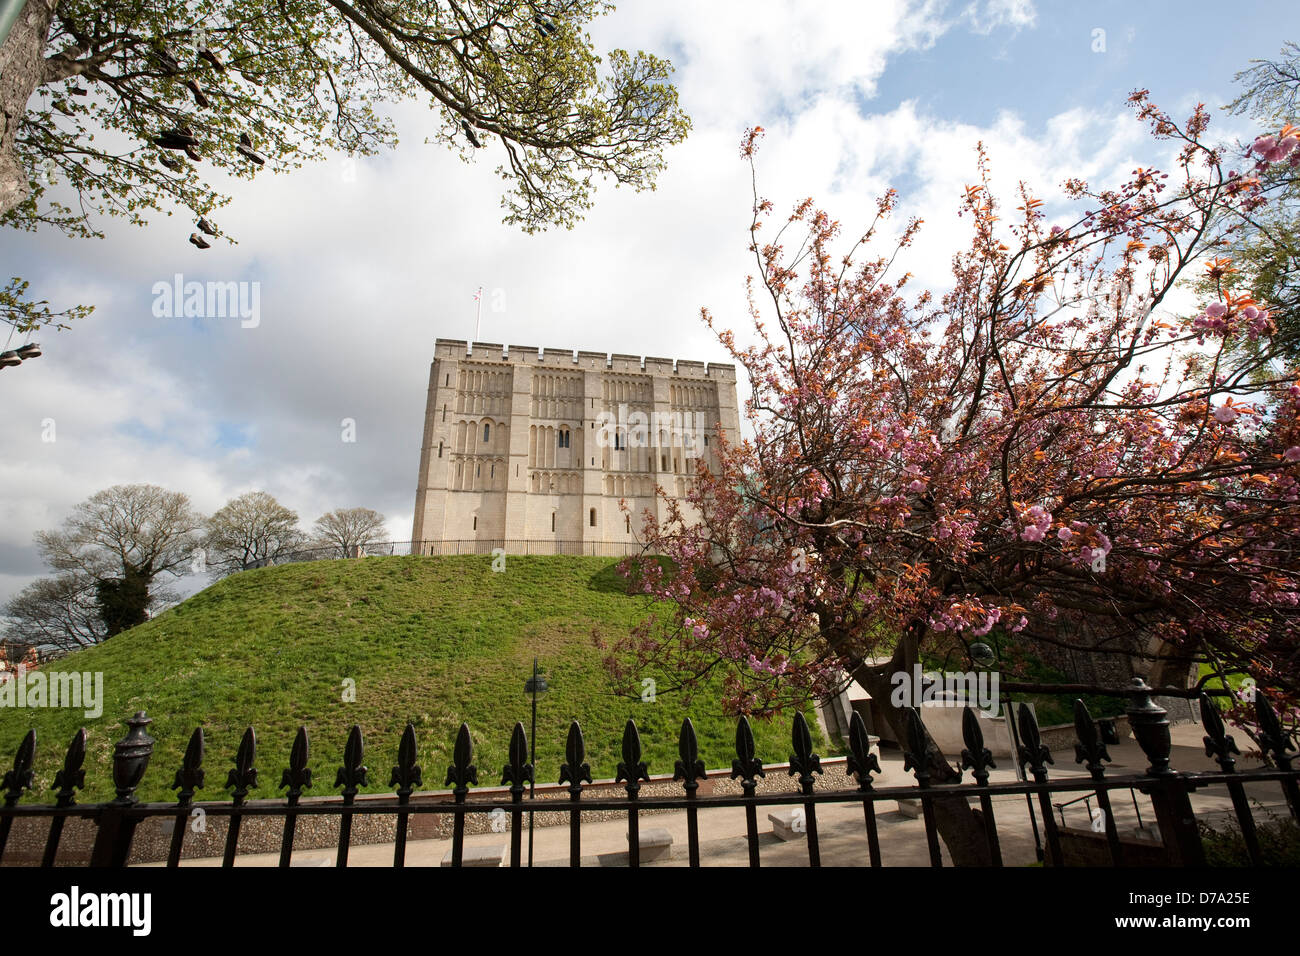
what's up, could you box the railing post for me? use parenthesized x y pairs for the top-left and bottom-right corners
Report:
(1199, 694), (1262, 865)
(390, 724), (420, 868)
(280, 727), (312, 867)
(730, 716), (765, 868)
(788, 712), (822, 867)
(616, 720), (649, 867)
(904, 708), (944, 867)
(168, 728), (205, 867)
(673, 718), (705, 868)
(90, 712), (154, 868)
(959, 708), (1001, 867)
(1016, 704), (1063, 866)
(43, 729), (87, 867)
(558, 721), (591, 867)
(848, 711), (884, 867)
(443, 723), (477, 868)
(1073, 700), (1123, 866)
(0, 730), (36, 863)
(1255, 693), (1300, 821)
(1127, 678), (1204, 866)
(500, 722), (532, 868)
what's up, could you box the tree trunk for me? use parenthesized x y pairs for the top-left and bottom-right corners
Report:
(0, 0), (56, 219)
(846, 640), (993, 866)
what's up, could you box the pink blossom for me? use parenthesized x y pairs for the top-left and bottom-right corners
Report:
(1213, 404), (1238, 424)
(1253, 134), (1277, 155)
(971, 608), (1001, 637)
(1205, 302), (1227, 318)
(1057, 527), (1073, 541)
(1243, 305), (1259, 320)
(1285, 447), (1300, 463)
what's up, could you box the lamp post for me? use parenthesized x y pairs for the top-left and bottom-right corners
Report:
(523, 657), (548, 867)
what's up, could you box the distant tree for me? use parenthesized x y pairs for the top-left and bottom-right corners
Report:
(1, 570), (107, 651)
(204, 491), (304, 575)
(36, 483), (204, 636)
(313, 507), (387, 557)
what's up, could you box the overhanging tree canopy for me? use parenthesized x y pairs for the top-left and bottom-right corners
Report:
(0, 0), (690, 333)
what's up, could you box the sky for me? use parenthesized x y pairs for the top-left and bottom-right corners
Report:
(2, 0), (1299, 608)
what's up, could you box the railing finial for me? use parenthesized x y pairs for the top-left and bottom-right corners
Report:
(847, 710), (881, 790)
(111, 712), (155, 806)
(2, 730), (36, 807)
(960, 706), (996, 784)
(1125, 678), (1173, 777)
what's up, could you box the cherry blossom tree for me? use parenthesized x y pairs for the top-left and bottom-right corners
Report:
(612, 94), (1300, 864)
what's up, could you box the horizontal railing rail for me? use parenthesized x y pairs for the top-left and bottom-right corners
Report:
(241, 539), (654, 569)
(1, 678), (1296, 868)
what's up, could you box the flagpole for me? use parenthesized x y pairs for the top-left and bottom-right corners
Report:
(474, 286), (483, 342)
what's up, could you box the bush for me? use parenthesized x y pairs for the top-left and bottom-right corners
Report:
(1199, 810), (1300, 866)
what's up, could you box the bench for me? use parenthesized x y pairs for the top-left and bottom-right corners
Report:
(629, 827), (673, 861)
(441, 844), (506, 867)
(768, 808), (807, 841)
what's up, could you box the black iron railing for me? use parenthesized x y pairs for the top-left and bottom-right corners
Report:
(1, 679), (1296, 867)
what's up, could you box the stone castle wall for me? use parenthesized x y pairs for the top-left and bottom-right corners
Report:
(411, 340), (740, 549)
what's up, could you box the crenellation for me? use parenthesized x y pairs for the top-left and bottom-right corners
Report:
(706, 363), (737, 381)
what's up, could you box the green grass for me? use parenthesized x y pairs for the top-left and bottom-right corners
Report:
(0, 556), (820, 803)
(1197, 663), (1251, 712)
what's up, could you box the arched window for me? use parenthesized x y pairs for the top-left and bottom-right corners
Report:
(589, 508), (597, 527)
(472, 516), (477, 531)
(625, 515), (631, 533)
(551, 512), (556, 532)
(483, 423), (491, 442)
(438, 441), (443, 458)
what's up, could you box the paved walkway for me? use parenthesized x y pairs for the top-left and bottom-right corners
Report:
(150, 723), (1287, 867)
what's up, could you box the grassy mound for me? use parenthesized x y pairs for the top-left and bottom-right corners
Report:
(0, 555), (817, 803)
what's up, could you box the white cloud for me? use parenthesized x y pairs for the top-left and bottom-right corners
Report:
(962, 0), (1037, 35)
(0, 0), (1248, 606)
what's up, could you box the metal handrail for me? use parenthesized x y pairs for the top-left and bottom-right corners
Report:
(1054, 786), (1146, 831)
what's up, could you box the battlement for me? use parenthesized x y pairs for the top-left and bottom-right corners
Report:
(433, 339), (735, 378)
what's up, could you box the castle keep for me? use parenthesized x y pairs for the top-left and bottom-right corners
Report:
(411, 339), (740, 553)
